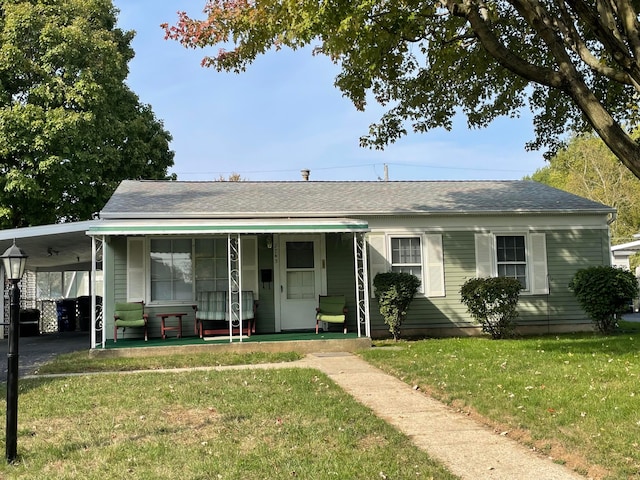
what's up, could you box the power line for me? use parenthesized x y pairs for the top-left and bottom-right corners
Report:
(173, 161), (536, 177)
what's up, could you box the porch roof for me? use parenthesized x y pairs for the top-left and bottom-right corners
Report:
(87, 218), (369, 235)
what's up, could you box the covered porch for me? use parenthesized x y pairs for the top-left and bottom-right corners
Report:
(88, 217), (373, 349)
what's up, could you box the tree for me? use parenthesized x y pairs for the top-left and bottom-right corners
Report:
(215, 172), (245, 181)
(0, 0), (175, 228)
(529, 133), (640, 245)
(164, 1), (640, 179)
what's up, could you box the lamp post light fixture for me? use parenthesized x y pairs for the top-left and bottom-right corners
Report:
(1, 242), (27, 463)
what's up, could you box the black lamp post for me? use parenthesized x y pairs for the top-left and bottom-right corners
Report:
(1, 242), (27, 463)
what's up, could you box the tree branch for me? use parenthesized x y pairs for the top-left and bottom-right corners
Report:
(556, 0), (635, 87)
(442, 0), (564, 87)
(565, 0), (640, 84)
(614, 0), (640, 67)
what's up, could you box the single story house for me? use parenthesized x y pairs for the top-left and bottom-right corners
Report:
(83, 179), (614, 345)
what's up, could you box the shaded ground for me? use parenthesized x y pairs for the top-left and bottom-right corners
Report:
(0, 331), (89, 382)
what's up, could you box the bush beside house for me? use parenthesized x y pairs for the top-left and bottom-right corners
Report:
(569, 265), (639, 334)
(373, 272), (421, 341)
(460, 277), (522, 339)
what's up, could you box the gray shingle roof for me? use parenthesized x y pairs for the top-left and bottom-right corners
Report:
(99, 180), (614, 219)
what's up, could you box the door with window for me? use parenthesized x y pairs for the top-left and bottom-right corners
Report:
(278, 235), (325, 330)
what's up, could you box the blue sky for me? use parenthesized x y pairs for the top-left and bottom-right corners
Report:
(114, 1), (548, 182)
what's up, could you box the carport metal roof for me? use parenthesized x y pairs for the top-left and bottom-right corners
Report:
(0, 221), (98, 271)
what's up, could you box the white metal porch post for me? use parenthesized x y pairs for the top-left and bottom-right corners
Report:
(353, 232), (371, 337)
(227, 234), (242, 342)
(90, 235), (104, 349)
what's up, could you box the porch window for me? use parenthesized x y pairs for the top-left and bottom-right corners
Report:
(195, 238), (228, 293)
(129, 236), (258, 304)
(390, 237), (423, 286)
(496, 235), (527, 288)
(150, 239), (193, 301)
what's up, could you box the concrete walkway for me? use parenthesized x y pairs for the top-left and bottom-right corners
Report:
(299, 352), (585, 480)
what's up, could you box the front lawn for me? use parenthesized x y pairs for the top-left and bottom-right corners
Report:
(361, 329), (640, 480)
(0, 368), (459, 479)
(35, 350), (302, 375)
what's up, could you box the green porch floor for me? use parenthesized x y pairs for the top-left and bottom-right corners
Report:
(103, 331), (363, 350)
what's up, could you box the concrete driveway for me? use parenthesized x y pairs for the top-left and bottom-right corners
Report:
(0, 332), (90, 382)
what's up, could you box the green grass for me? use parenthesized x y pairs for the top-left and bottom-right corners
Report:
(35, 350), (302, 375)
(0, 369), (459, 479)
(360, 330), (640, 480)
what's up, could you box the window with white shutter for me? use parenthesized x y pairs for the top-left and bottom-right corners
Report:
(474, 232), (548, 295)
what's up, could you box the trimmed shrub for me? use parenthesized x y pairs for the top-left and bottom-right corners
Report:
(373, 272), (421, 341)
(460, 277), (522, 339)
(569, 265), (639, 334)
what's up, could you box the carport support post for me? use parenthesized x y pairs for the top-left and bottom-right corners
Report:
(5, 280), (19, 462)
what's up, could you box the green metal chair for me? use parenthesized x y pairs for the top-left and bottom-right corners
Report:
(316, 295), (347, 334)
(114, 302), (148, 342)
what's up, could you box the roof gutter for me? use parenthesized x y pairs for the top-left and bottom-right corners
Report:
(98, 209), (616, 220)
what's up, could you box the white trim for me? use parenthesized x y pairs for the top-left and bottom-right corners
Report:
(0, 220), (98, 240)
(89, 218), (369, 235)
(474, 234), (494, 278)
(425, 234), (445, 297)
(367, 233), (388, 298)
(366, 215), (610, 231)
(388, 234), (425, 294)
(126, 238), (145, 302)
(128, 235), (260, 306)
(529, 233), (549, 295)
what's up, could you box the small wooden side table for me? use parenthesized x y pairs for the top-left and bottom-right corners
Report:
(157, 313), (187, 339)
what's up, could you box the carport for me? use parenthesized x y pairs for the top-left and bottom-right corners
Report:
(0, 221), (100, 346)
(611, 238), (640, 270)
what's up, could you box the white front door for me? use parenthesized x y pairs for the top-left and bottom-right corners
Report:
(277, 234), (325, 331)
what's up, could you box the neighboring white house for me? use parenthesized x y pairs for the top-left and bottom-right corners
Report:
(611, 238), (640, 270)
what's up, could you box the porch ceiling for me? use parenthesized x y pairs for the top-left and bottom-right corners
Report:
(87, 217), (370, 235)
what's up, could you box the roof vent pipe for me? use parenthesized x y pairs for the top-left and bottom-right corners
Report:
(301, 169), (310, 181)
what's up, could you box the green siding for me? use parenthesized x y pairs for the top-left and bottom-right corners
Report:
(540, 228), (609, 324)
(369, 232), (475, 337)
(255, 240), (275, 333)
(368, 228), (608, 337)
(104, 236), (129, 340)
(325, 233), (357, 332)
(105, 228), (609, 340)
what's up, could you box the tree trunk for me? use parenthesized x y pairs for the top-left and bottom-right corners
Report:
(565, 80), (640, 179)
